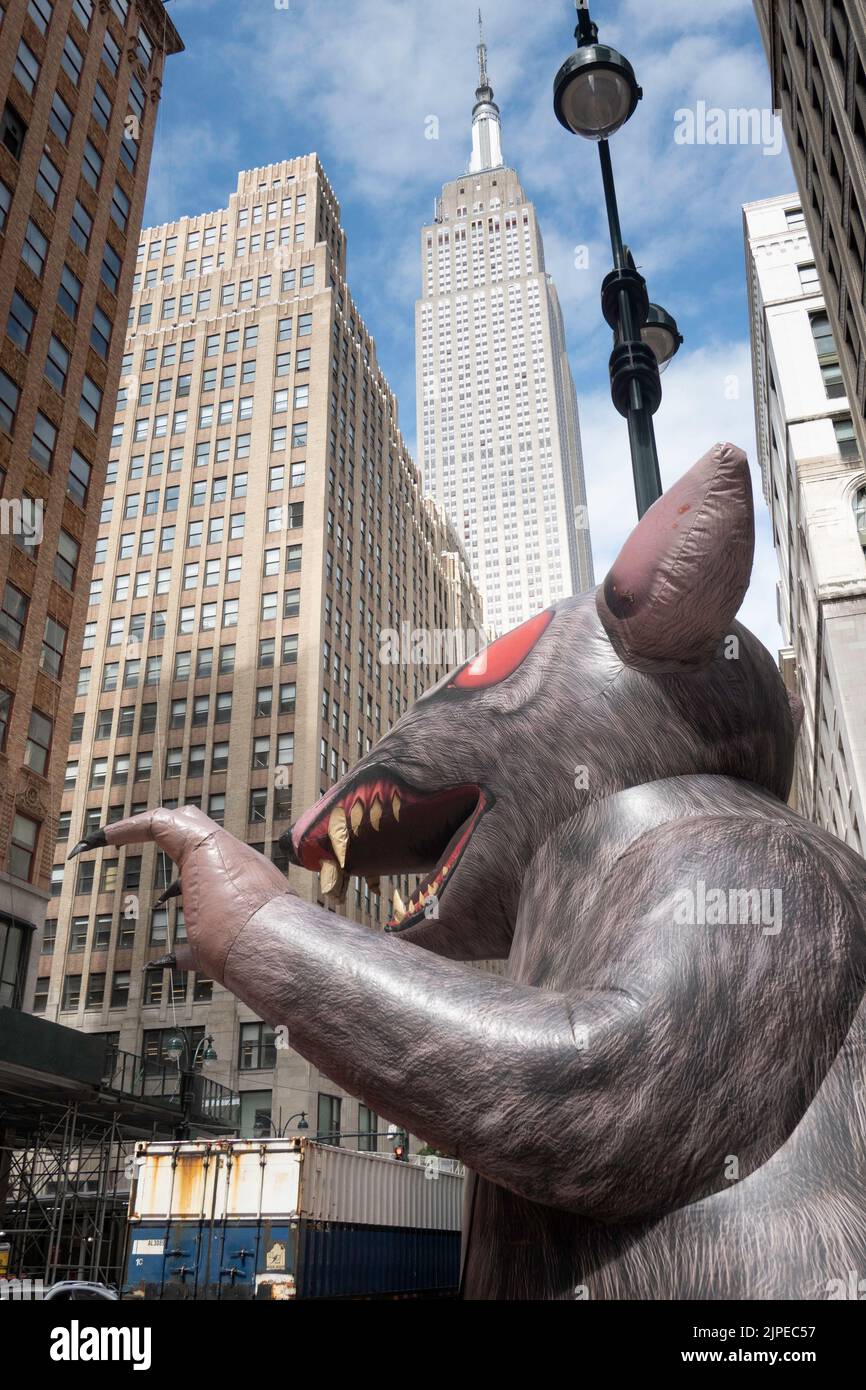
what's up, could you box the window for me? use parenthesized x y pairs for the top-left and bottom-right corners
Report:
(92, 82), (112, 131)
(58, 264), (82, 319)
(91, 305), (112, 358)
(0, 583), (28, 650)
(238, 1022), (277, 1070)
(358, 1104), (379, 1152)
(36, 152), (61, 208)
(110, 971), (129, 1009)
(61, 34), (84, 84)
(7, 291), (35, 351)
(111, 182), (130, 231)
(78, 189), (100, 247)
(9, 814), (38, 881)
(41, 616), (67, 678)
(101, 241), (122, 293)
(29, 411), (56, 470)
(834, 416), (859, 461)
(45, 335), (70, 393)
(49, 90), (73, 145)
(82, 137), (102, 190)
(28, 0), (54, 35)
(22, 219), (47, 276)
(101, 27), (120, 74)
(0, 689), (11, 751)
(61, 974), (82, 1012)
(68, 449), (91, 505)
(0, 179), (11, 233)
(25, 710), (52, 776)
(249, 788), (268, 823)
(810, 311), (836, 361)
(851, 485), (866, 559)
(2, 102), (27, 163)
(54, 530), (79, 589)
(212, 742), (229, 772)
(317, 1093), (341, 1144)
(14, 40), (40, 96)
(80, 375), (102, 430)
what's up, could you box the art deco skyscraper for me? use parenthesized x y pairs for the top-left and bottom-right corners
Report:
(31, 156), (481, 1144)
(416, 20), (594, 633)
(0, 0), (182, 1014)
(753, 1), (866, 466)
(744, 192), (865, 850)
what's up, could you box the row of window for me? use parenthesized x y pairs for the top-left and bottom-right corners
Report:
(66, 684), (297, 752)
(134, 266), (310, 324)
(132, 257), (313, 297)
(73, 634), (300, 701)
(38, 970), (211, 1015)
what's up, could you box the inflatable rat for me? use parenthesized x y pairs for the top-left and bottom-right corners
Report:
(70, 444), (866, 1299)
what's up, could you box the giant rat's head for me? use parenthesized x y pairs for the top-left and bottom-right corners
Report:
(283, 445), (799, 961)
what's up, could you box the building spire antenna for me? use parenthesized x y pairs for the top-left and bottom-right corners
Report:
(469, 9), (503, 173)
(477, 9), (488, 89)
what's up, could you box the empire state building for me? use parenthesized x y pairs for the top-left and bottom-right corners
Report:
(416, 17), (594, 632)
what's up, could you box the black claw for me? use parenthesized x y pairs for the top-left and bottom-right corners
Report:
(153, 881), (182, 909)
(277, 828), (300, 865)
(144, 953), (176, 972)
(67, 828), (108, 861)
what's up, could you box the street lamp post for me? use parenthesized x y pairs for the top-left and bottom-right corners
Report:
(554, 0), (682, 517)
(260, 1111), (309, 1138)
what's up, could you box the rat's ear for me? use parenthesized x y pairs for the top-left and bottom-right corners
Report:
(596, 442), (755, 674)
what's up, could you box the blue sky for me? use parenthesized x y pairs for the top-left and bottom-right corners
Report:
(146, 0), (798, 648)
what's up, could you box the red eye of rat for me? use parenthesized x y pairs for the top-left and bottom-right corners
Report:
(449, 608), (554, 691)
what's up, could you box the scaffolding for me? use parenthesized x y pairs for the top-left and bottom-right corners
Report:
(0, 1102), (133, 1286)
(0, 1009), (240, 1289)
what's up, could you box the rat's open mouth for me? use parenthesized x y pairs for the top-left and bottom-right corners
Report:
(285, 769), (491, 933)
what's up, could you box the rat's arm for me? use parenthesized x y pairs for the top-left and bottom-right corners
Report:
(71, 807), (864, 1221)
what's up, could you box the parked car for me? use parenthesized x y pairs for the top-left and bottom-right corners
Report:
(44, 1281), (119, 1300)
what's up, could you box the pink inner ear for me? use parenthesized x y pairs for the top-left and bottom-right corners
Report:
(596, 442), (755, 674)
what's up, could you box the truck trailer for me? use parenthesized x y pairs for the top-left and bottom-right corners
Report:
(123, 1138), (463, 1299)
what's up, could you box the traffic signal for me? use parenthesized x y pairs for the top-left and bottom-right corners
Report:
(392, 1142), (405, 1161)
(392, 1131), (408, 1161)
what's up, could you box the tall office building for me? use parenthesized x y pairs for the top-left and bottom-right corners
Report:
(30, 156), (481, 1144)
(0, 0), (182, 1015)
(753, 0), (866, 462)
(416, 21), (594, 634)
(744, 191), (865, 849)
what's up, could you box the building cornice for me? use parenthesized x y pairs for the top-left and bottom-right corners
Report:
(128, 0), (184, 56)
